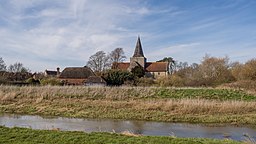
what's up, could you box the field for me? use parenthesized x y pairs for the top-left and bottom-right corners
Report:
(0, 126), (240, 144)
(1, 86), (256, 124)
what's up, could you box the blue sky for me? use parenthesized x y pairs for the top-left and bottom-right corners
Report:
(0, 0), (256, 72)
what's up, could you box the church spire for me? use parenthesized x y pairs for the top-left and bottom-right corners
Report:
(133, 36), (144, 57)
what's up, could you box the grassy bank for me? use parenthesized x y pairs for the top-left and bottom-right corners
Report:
(0, 86), (256, 124)
(0, 86), (255, 101)
(0, 126), (240, 144)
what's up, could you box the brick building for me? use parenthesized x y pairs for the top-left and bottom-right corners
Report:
(115, 37), (171, 78)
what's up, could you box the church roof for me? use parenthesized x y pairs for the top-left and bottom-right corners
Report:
(145, 62), (169, 72)
(115, 62), (169, 72)
(113, 62), (130, 70)
(133, 36), (145, 57)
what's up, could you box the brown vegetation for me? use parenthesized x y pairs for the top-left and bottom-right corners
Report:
(153, 57), (256, 87)
(219, 80), (256, 95)
(0, 86), (256, 124)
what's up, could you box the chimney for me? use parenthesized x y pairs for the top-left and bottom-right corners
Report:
(57, 67), (60, 76)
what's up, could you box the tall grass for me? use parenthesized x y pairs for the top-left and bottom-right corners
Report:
(219, 80), (256, 95)
(1, 85), (256, 124)
(0, 85), (255, 101)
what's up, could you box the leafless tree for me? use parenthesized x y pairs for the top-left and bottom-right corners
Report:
(240, 59), (256, 80)
(109, 48), (126, 69)
(196, 55), (234, 85)
(86, 51), (110, 72)
(8, 62), (30, 73)
(109, 48), (126, 63)
(0, 57), (6, 71)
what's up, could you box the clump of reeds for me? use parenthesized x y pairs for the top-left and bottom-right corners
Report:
(133, 99), (256, 115)
(243, 133), (256, 144)
(121, 130), (141, 137)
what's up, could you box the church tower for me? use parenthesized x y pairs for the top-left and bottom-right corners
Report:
(128, 36), (147, 71)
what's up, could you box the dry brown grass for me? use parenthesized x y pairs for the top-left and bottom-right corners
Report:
(218, 80), (256, 95)
(0, 86), (256, 115)
(130, 99), (256, 115)
(0, 85), (255, 101)
(1, 85), (256, 124)
(0, 85), (154, 101)
(121, 131), (141, 137)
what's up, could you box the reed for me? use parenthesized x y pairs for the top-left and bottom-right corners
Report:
(1, 85), (256, 124)
(0, 85), (255, 101)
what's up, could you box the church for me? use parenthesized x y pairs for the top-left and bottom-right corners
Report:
(115, 37), (171, 78)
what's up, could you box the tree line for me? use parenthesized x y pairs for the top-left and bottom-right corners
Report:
(1, 49), (255, 87)
(156, 55), (256, 87)
(0, 57), (30, 73)
(85, 48), (256, 87)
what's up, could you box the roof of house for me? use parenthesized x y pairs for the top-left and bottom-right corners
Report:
(59, 66), (95, 79)
(145, 62), (169, 72)
(85, 76), (106, 84)
(115, 62), (168, 72)
(45, 70), (57, 76)
(133, 36), (145, 57)
(115, 62), (130, 70)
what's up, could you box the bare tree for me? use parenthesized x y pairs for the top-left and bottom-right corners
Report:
(109, 48), (126, 62)
(241, 59), (256, 80)
(86, 51), (110, 72)
(0, 57), (6, 71)
(8, 62), (30, 73)
(109, 48), (126, 69)
(197, 55), (234, 85)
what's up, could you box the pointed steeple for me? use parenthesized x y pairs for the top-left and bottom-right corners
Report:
(133, 36), (144, 57)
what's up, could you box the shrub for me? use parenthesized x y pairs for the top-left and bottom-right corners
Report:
(135, 77), (155, 86)
(156, 75), (185, 87)
(40, 78), (63, 86)
(131, 66), (145, 78)
(102, 69), (134, 86)
(25, 78), (40, 85)
(241, 59), (256, 80)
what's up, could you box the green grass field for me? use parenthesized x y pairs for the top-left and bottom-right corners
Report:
(0, 126), (240, 144)
(154, 88), (256, 101)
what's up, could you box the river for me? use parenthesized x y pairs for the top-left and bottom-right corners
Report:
(0, 114), (255, 141)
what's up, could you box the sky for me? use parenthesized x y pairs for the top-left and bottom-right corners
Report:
(0, 0), (256, 72)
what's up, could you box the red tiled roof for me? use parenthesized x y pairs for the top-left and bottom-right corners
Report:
(145, 62), (168, 72)
(115, 62), (168, 72)
(115, 62), (130, 70)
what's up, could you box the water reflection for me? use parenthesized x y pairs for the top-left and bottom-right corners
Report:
(0, 114), (255, 141)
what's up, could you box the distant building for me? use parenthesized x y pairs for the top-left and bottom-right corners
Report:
(58, 66), (105, 85)
(44, 67), (60, 77)
(115, 37), (171, 78)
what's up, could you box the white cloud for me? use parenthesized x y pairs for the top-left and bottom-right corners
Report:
(0, 0), (147, 71)
(0, 0), (255, 71)
(149, 43), (201, 56)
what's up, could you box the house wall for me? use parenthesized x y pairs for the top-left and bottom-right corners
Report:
(146, 72), (168, 78)
(59, 78), (86, 85)
(85, 82), (106, 86)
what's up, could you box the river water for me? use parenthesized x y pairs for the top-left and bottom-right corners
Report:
(0, 114), (255, 141)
